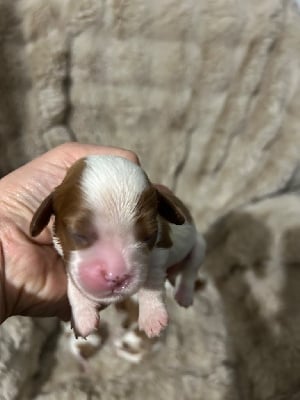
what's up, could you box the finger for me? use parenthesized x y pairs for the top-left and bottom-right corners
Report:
(57, 298), (72, 321)
(48, 142), (140, 169)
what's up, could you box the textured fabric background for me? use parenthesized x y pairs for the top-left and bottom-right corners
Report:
(1, 1), (300, 399)
(1, 0), (299, 228)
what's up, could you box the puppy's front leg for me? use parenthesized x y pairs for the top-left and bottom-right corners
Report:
(68, 276), (100, 338)
(175, 233), (206, 307)
(138, 263), (168, 338)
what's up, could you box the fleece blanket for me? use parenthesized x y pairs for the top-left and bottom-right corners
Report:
(0, 1), (300, 399)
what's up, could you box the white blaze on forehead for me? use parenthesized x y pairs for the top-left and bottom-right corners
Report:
(81, 155), (149, 224)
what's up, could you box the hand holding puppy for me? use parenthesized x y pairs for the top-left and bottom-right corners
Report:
(0, 143), (205, 338)
(0, 143), (138, 324)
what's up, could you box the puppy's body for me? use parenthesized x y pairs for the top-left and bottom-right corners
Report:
(30, 155), (205, 338)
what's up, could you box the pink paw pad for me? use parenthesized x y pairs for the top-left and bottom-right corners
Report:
(139, 307), (168, 338)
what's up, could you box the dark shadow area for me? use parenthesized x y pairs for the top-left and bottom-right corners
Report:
(205, 208), (300, 400)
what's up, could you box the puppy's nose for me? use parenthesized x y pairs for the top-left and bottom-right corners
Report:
(78, 258), (130, 296)
(103, 271), (130, 289)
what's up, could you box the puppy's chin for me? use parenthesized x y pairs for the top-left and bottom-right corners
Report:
(70, 272), (147, 305)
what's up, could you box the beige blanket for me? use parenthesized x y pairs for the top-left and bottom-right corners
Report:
(1, 1), (300, 399)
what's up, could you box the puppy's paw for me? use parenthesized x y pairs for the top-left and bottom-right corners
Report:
(71, 307), (100, 338)
(63, 322), (103, 358)
(175, 284), (194, 308)
(114, 324), (161, 363)
(139, 306), (168, 338)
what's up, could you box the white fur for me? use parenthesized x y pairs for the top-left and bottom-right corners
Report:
(81, 155), (149, 227)
(166, 222), (198, 267)
(52, 225), (63, 256)
(64, 155), (151, 309)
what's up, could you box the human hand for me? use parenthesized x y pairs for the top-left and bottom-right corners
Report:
(0, 143), (138, 324)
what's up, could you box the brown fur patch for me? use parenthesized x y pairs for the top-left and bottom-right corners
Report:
(30, 193), (54, 236)
(52, 158), (98, 261)
(134, 186), (159, 250)
(156, 216), (172, 248)
(134, 185), (192, 250)
(156, 185), (192, 224)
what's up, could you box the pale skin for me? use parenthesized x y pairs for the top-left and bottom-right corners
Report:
(0, 142), (139, 324)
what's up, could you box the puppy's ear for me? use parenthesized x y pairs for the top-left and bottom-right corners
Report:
(155, 185), (185, 225)
(30, 193), (54, 236)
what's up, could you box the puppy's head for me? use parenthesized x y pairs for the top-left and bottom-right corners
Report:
(30, 155), (185, 304)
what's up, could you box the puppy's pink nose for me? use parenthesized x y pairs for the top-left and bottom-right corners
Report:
(102, 270), (130, 288)
(78, 256), (129, 296)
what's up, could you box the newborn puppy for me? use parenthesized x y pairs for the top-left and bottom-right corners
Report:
(30, 155), (205, 338)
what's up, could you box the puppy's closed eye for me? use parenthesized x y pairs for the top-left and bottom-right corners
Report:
(70, 231), (91, 247)
(61, 212), (98, 249)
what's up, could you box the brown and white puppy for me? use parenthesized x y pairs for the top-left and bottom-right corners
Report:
(30, 155), (205, 338)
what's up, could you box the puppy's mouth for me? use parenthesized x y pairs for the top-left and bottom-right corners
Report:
(70, 272), (143, 304)
(111, 275), (131, 293)
(109, 273), (144, 298)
